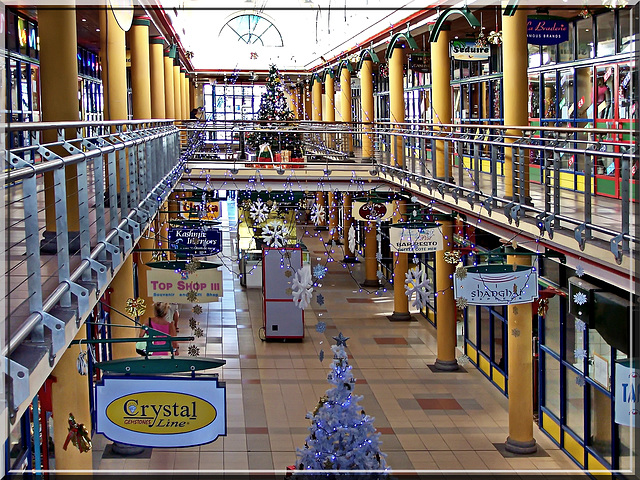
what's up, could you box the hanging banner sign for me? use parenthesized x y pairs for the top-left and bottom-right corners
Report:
(180, 200), (221, 220)
(409, 53), (430, 73)
(453, 265), (539, 305)
(615, 360), (639, 427)
(168, 228), (222, 257)
(147, 266), (222, 303)
(527, 17), (569, 45)
(352, 201), (394, 222)
(96, 375), (227, 448)
(449, 40), (490, 61)
(389, 225), (443, 253)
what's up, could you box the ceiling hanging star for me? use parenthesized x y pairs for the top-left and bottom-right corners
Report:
(313, 264), (328, 279)
(455, 265), (468, 280)
(576, 264), (585, 277)
(333, 332), (349, 346)
(316, 321), (326, 333)
(193, 327), (204, 338)
(186, 290), (199, 302)
(188, 344), (200, 357)
(316, 293), (325, 306)
(188, 317), (198, 329)
(404, 267), (432, 310)
(456, 297), (468, 309)
(319, 349), (325, 362)
(573, 292), (588, 306)
(192, 305), (203, 315)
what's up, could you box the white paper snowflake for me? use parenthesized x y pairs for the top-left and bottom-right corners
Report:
(313, 264), (328, 279)
(404, 267), (432, 310)
(249, 198), (269, 223)
(291, 265), (314, 309)
(310, 203), (325, 226)
(269, 200), (279, 213)
(575, 318), (586, 332)
(573, 292), (588, 306)
(348, 225), (356, 253)
(261, 219), (287, 248)
(574, 348), (587, 361)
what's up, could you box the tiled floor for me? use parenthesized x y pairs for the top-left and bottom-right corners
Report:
(89, 199), (583, 475)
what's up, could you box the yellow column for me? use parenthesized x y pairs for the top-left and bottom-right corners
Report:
(431, 25), (452, 180)
(304, 83), (312, 120)
(360, 58), (374, 159)
(327, 191), (339, 243)
(149, 37), (166, 119)
(50, 329), (92, 470)
(136, 232), (155, 318)
(434, 217), (458, 370)
(100, 10), (109, 119)
(324, 74), (335, 122)
(362, 221), (379, 287)
(341, 193), (357, 262)
(340, 66), (354, 155)
(390, 200), (410, 320)
(106, 9), (128, 121)
(109, 255), (137, 359)
(389, 45), (405, 167)
(189, 78), (196, 112)
(315, 192), (327, 229)
(38, 8), (80, 237)
(312, 76), (323, 121)
(503, 10), (530, 201)
(181, 70), (189, 119)
(130, 17), (152, 120)
(173, 61), (182, 120)
(164, 50), (175, 118)
(505, 253), (537, 454)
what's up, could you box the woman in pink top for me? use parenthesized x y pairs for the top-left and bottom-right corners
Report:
(140, 302), (178, 356)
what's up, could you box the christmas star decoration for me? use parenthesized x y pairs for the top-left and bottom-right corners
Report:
(316, 294), (325, 306)
(316, 321), (326, 333)
(457, 354), (471, 366)
(319, 349), (325, 362)
(444, 251), (461, 265)
(575, 319), (586, 332)
(333, 332), (349, 347)
(193, 327), (204, 338)
(125, 297), (146, 317)
(404, 267), (432, 310)
(291, 265), (314, 309)
(576, 376), (586, 387)
(574, 348), (587, 361)
(186, 290), (199, 302)
(285, 269), (293, 278)
(185, 259), (201, 274)
(455, 265), (468, 280)
(376, 270), (385, 280)
(511, 328), (521, 337)
(456, 297), (468, 309)
(188, 344), (200, 357)
(188, 317), (197, 329)
(313, 264), (328, 279)
(576, 264), (585, 277)
(192, 305), (203, 315)
(573, 292), (588, 306)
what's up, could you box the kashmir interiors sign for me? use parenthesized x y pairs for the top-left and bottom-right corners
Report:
(168, 227), (222, 257)
(615, 359), (639, 427)
(454, 264), (539, 305)
(147, 262), (222, 303)
(352, 201), (394, 222)
(527, 16), (569, 45)
(389, 223), (443, 253)
(450, 39), (490, 61)
(96, 375), (226, 447)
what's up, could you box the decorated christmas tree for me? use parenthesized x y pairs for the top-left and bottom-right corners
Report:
(296, 333), (388, 475)
(246, 64), (302, 157)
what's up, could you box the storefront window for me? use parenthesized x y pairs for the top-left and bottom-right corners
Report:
(565, 314), (584, 373)
(467, 305), (477, 346)
(543, 352), (561, 418)
(565, 368), (585, 438)
(596, 11), (615, 57)
(596, 66), (614, 121)
(529, 74), (540, 119)
(617, 64), (635, 120)
(543, 295), (561, 354)
(588, 325), (612, 390)
(588, 385), (612, 464)
(542, 43), (557, 66)
(491, 79), (501, 119)
(559, 68), (575, 121)
(558, 23), (574, 63)
(493, 315), (505, 370)
(528, 44), (540, 68)
(618, 8), (635, 54)
(479, 307), (490, 356)
(543, 71), (557, 120)
(577, 18), (594, 60)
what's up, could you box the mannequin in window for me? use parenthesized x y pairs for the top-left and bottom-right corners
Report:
(596, 78), (611, 118)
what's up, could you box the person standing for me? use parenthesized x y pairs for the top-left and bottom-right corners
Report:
(139, 302), (178, 355)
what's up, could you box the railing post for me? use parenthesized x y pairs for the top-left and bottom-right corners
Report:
(620, 149), (630, 252)
(584, 151), (593, 240)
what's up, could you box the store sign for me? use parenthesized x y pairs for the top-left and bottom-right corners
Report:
(180, 200), (221, 220)
(168, 228), (222, 256)
(147, 266), (222, 303)
(527, 17), (569, 45)
(450, 40), (490, 61)
(96, 375), (226, 447)
(409, 53), (430, 73)
(352, 201), (394, 222)
(615, 360), (639, 427)
(389, 226), (443, 253)
(453, 265), (539, 305)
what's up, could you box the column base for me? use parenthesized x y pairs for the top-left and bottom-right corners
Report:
(434, 358), (460, 371)
(40, 230), (81, 255)
(111, 442), (146, 456)
(360, 279), (380, 288)
(387, 311), (414, 322)
(341, 256), (360, 264)
(505, 436), (537, 455)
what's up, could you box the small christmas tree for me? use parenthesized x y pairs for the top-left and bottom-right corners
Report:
(296, 333), (388, 475)
(246, 64), (302, 157)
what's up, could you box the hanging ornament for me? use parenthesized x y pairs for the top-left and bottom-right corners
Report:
(63, 414), (92, 453)
(188, 344), (200, 357)
(185, 259), (202, 274)
(319, 349), (325, 362)
(125, 298), (146, 317)
(487, 30), (502, 45)
(454, 265), (468, 280)
(316, 321), (327, 333)
(310, 203), (326, 226)
(456, 297), (468, 310)
(457, 354), (471, 366)
(250, 52), (259, 59)
(316, 294), (325, 306)
(313, 264), (328, 279)
(537, 298), (549, 317)
(574, 348), (587, 361)
(188, 317), (198, 329)
(375, 252), (382, 261)
(444, 251), (461, 265)
(193, 327), (204, 338)
(576, 264), (585, 277)
(249, 199), (270, 223)
(348, 225), (356, 253)
(573, 292), (588, 306)
(192, 305), (203, 315)
(291, 265), (314, 309)
(186, 290), (199, 302)
(575, 318), (587, 332)
(376, 270), (385, 280)
(404, 267), (432, 310)
(77, 351), (88, 376)
(476, 29), (488, 48)
(261, 219), (287, 247)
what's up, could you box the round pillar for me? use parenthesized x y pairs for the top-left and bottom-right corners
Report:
(130, 17), (152, 119)
(181, 70), (189, 120)
(362, 221), (379, 288)
(389, 45), (405, 167)
(312, 77), (322, 121)
(324, 75), (335, 122)
(173, 62), (182, 120)
(390, 199), (410, 321)
(434, 218), (458, 370)
(360, 59), (375, 160)
(149, 37), (166, 119)
(108, 255), (137, 359)
(431, 25), (452, 181)
(340, 66), (354, 155)
(106, 9), (128, 121)
(163, 51), (175, 118)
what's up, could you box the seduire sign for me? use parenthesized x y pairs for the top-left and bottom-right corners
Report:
(96, 375), (227, 448)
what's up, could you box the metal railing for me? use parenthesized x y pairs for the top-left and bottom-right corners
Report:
(3, 119), (188, 421)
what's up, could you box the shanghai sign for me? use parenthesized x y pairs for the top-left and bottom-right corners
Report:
(168, 227), (222, 257)
(453, 265), (539, 305)
(96, 375), (227, 447)
(527, 17), (569, 45)
(389, 225), (443, 253)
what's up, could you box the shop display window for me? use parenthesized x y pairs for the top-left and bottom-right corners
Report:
(577, 17), (594, 60)
(618, 8), (635, 54)
(588, 385), (613, 464)
(564, 367), (585, 439)
(596, 11), (616, 57)
(543, 294), (561, 355)
(466, 305), (477, 347)
(558, 22), (575, 63)
(542, 351), (561, 418)
(528, 73), (540, 119)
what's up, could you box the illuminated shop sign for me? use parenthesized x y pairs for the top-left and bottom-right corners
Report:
(527, 17), (569, 45)
(96, 376), (227, 448)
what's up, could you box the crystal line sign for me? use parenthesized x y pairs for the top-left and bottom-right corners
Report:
(454, 265), (538, 305)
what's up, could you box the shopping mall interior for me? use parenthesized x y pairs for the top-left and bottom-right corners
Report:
(2, 0), (639, 477)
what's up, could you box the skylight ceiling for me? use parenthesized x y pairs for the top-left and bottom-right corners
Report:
(162, 0), (430, 72)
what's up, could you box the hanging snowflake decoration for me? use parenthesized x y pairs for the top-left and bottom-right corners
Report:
(348, 225), (356, 253)
(185, 259), (201, 274)
(193, 327), (204, 338)
(376, 270), (385, 280)
(375, 252), (382, 261)
(261, 219), (287, 247)
(188, 345), (200, 357)
(376, 234), (381, 242)
(192, 305), (203, 315)
(310, 203), (325, 226)
(186, 290), (199, 302)
(576, 376), (586, 387)
(574, 348), (587, 361)
(457, 354), (471, 366)
(291, 265), (314, 309)
(188, 317), (197, 329)
(313, 264), (328, 279)
(319, 349), (325, 362)
(125, 297), (146, 317)
(316, 321), (327, 333)
(576, 264), (585, 277)
(444, 251), (461, 265)
(316, 294), (325, 306)
(404, 267), (432, 310)
(573, 292), (588, 306)
(454, 265), (468, 280)
(575, 318), (587, 332)
(249, 198), (270, 223)
(456, 297), (468, 309)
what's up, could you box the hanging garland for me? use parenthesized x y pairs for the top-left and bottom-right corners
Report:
(63, 413), (92, 453)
